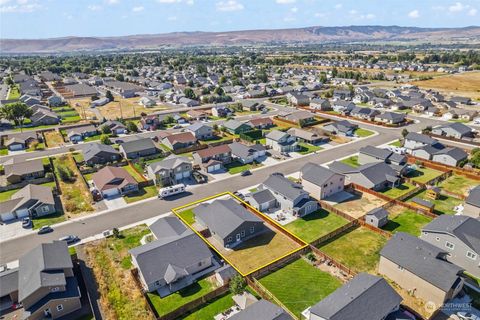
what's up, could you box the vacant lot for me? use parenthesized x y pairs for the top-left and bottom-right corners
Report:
(44, 130), (66, 148)
(318, 227), (388, 273)
(381, 182), (418, 199)
(259, 258), (341, 318)
(83, 225), (155, 320)
(411, 71), (480, 101)
(406, 167), (445, 184)
(382, 206), (433, 236)
(405, 190), (463, 215)
(284, 209), (349, 243)
(53, 154), (94, 215)
(334, 192), (388, 219)
(439, 174), (478, 197)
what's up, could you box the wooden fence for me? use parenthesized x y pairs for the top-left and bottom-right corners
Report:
(249, 246), (308, 279)
(310, 220), (359, 247)
(407, 155), (480, 181)
(309, 246), (357, 276)
(171, 143), (207, 155)
(318, 200), (356, 222)
(358, 219), (392, 238)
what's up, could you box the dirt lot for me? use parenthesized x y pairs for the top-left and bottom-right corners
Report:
(44, 130), (66, 148)
(334, 191), (388, 219)
(411, 71), (480, 101)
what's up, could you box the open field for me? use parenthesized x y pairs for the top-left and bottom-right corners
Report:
(381, 182), (418, 199)
(333, 192), (388, 219)
(53, 154), (94, 215)
(382, 206), (433, 236)
(411, 71), (480, 101)
(259, 258), (342, 318)
(44, 130), (66, 148)
(83, 225), (155, 320)
(317, 227), (388, 273)
(405, 190), (463, 215)
(438, 174), (478, 197)
(284, 209), (349, 243)
(406, 167), (445, 184)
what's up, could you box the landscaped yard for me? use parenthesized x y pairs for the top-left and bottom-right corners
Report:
(7, 84), (20, 100)
(122, 164), (146, 182)
(182, 292), (234, 320)
(297, 142), (323, 155)
(44, 130), (66, 148)
(224, 160), (263, 175)
(317, 227), (388, 273)
(439, 174), (479, 197)
(124, 185), (158, 203)
(405, 190), (463, 215)
(354, 128), (374, 137)
(147, 276), (220, 317)
(382, 206), (433, 236)
(381, 182), (418, 199)
(284, 209), (349, 243)
(32, 212), (67, 230)
(406, 167), (444, 184)
(83, 225), (155, 320)
(0, 148), (8, 156)
(389, 140), (402, 147)
(176, 208), (195, 225)
(259, 258), (342, 317)
(53, 154), (94, 215)
(340, 155), (359, 167)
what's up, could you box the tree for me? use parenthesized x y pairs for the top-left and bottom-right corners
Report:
(401, 129), (409, 138)
(126, 121), (138, 132)
(100, 134), (111, 145)
(112, 228), (120, 238)
(100, 125), (111, 134)
(0, 102), (33, 132)
(229, 275), (246, 295)
(115, 74), (124, 81)
(184, 87), (196, 99)
(91, 95), (99, 101)
(470, 148), (480, 168)
(57, 165), (74, 182)
(213, 123), (219, 132)
(105, 90), (114, 102)
(422, 126), (432, 134)
(165, 115), (174, 124)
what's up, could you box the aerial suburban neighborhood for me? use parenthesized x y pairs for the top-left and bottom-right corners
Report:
(1, 1), (480, 320)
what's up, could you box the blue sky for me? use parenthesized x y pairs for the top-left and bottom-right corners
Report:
(1, 0), (479, 39)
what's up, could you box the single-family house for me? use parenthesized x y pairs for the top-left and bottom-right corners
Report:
(4, 159), (45, 184)
(350, 107), (380, 121)
(139, 96), (156, 107)
(431, 123), (474, 140)
(65, 125), (97, 142)
(374, 112), (406, 125)
(286, 128), (328, 145)
(119, 138), (157, 159)
(160, 132), (197, 151)
(211, 105), (232, 118)
(47, 95), (63, 107)
(464, 186), (480, 218)
(187, 123), (214, 140)
(246, 117), (274, 129)
(30, 109), (60, 126)
(309, 98), (331, 111)
(286, 92), (309, 106)
(230, 300), (292, 320)
(323, 120), (358, 137)
(102, 120), (128, 135)
(5, 132), (39, 151)
(83, 143), (121, 166)
(194, 198), (265, 248)
(228, 142), (266, 164)
(278, 111), (316, 126)
(403, 132), (439, 152)
(331, 101), (356, 114)
(222, 120), (253, 134)
(193, 144), (232, 173)
(0, 184), (55, 222)
(186, 109), (208, 121)
(300, 163), (345, 200)
(147, 155), (192, 186)
(265, 130), (297, 153)
(92, 166), (139, 197)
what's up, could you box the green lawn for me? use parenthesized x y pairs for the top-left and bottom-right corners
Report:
(124, 185), (157, 203)
(284, 209), (349, 243)
(224, 160), (263, 175)
(183, 292), (234, 320)
(439, 174), (478, 197)
(407, 167), (444, 184)
(83, 134), (102, 142)
(318, 227), (388, 273)
(259, 258), (341, 317)
(61, 115), (82, 123)
(27, 142), (46, 152)
(147, 277), (217, 316)
(405, 190), (463, 215)
(176, 208), (195, 225)
(389, 140), (403, 147)
(7, 85), (20, 100)
(297, 142), (323, 155)
(340, 155), (359, 167)
(0, 181), (56, 202)
(381, 209), (433, 236)
(12, 124), (59, 132)
(0, 148), (8, 156)
(72, 152), (84, 163)
(32, 212), (67, 230)
(381, 183), (418, 199)
(354, 128), (374, 137)
(204, 134), (235, 144)
(122, 165), (146, 182)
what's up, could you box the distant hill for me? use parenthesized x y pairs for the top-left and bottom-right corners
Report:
(1, 25), (480, 54)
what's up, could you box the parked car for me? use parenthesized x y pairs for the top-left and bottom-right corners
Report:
(37, 226), (53, 235)
(240, 170), (252, 176)
(102, 230), (114, 238)
(192, 170), (207, 184)
(457, 312), (480, 320)
(59, 235), (79, 244)
(233, 191), (245, 200)
(22, 217), (31, 228)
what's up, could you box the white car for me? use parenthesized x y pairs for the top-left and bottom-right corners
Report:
(457, 312), (480, 320)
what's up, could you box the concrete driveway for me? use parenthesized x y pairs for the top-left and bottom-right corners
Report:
(0, 220), (31, 241)
(102, 195), (127, 210)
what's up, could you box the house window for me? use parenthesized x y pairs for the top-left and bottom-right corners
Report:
(51, 287), (60, 292)
(445, 241), (455, 250)
(154, 281), (161, 286)
(250, 227), (255, 234)
(241, 231), (245, 237)
(41, 206), (49, 213)
(467, 251), (477, 260)
(227, 237), (232, 243)
(56, 304), (63, 312)
(397, 266), (404, 271)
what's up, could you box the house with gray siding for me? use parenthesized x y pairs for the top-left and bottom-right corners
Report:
(403, 132), (439, 152)
(432, 123), (474, 140)
(0, 184), (55, 222)
(364, 208), (388, 228)
(83, 143), (121, 165)
(420, 215), (479, 278)
(229, 142), (266, 164)
(464, 186), (480, 218)
(4, 159), (45, 184)
(300, 163), (345, 200)
(147, 155), (192, 186)
(265, 130), (297, 153)
(194, 198), (265, 248)
(119, 138), (157, 159)
(187, 123), (214, 140)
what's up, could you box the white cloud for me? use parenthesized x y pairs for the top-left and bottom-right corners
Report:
(0, 0), (41, 13)
(186, 0), (194, 4)
(290, 6), (298, 13)
(87, 4), (102, 11)
(216, 0), (244, 12)
(364, 13), (375, 19)
(348, 9), (357, 15)
(408, 9), (420, 18)
(276, 0), (296, 4)
(132, 5), (144, 12)
(468, 8), (477, 15)
(106, 0), (118, 4)
(334, 3), (342, 9)
(314, 12), (326, 18)
(0, 0), (12, 5)
(449, 2), (465, 12)
(157, 0), (182, 3)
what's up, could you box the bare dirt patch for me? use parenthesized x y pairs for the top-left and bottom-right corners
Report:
(411, 71), (480, 101)
(334, 191), (388, 219)
(44, 130), (66, 148)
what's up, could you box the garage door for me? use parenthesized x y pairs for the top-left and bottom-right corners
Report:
(175, 173), (184, 180)
(16, 209), (29, 218)
(260, 203), (269, 211)
(0, 212), (15, 222)
(9, 144), (23, 151)
(103, 188), (120, 197)
(208, 164), (221, 173)
(182, 171), (190, 178)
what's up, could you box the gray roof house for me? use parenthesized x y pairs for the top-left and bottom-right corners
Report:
(300, 163), (345, 200)
(305, 273), (402, 320)
(17, 241), (81, 320)
(260, 173), (318, 217)
(146, 155), (192, 186)
(4, 159), (45, 184)
(420, 215), (480, 278)
(323, 120), (358, 136)
(83, 143), (121, 165)
(0, 184), (55, 222)
(187, 123), (214, 140)
(365, 207), (389, 228)
(432, 123), (474, 140)
(328, 161), (400, 191)
(379, 232), (464, 306)
(119, 138), (157, 159)
(403, 132), (439, 151)
(358, 146), (407, 174)
(464, 186), (480, 218)
(228, 142), (266, 164)
(265, 130), (297, 153)
(374, 111), (406, 124)
(230, 300), (292, 320)
(222, 120), (253, 134)
(65, 125), (97, 142)
(130, 216), (216, 295)
(194, 198), (265, 248)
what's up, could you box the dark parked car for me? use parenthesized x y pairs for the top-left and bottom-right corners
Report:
(22, 217), (32, 228)
(192, 171), (207, 184)
(37, 226), (53, 235)
(240, 170), (252, 176)
(59, 235), (79, 244)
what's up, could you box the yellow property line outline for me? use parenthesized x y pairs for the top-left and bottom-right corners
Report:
(172, 191), (308, 277)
